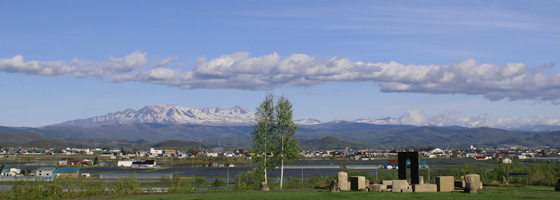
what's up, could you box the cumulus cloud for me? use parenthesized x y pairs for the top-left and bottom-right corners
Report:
(392, 109), (560, 130)
(2, 51), (560, 104)
(397, 109), (428, 125)
(153, 56), (177, 68)
(0, 51), (147, 78)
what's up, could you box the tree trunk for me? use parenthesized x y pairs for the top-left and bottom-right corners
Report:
(264, 140), (267, 184)
(280, 157), (284, 189)
(280, 134), (285, 189)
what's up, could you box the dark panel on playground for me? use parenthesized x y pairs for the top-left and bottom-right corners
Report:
(398, 151), (419, 185)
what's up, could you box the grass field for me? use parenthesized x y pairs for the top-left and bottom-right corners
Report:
(118, 190), (560, 200)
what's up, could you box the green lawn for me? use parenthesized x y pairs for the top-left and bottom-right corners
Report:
(485, 185), (556, 193)
(118, 190), (560, 200)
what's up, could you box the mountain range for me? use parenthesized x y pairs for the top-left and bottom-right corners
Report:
(2, 120), (560, 149)
(55, 105), (255, 127)
(50, 105), (560, 132)
(2, 104), (560, 149)
(52, 104), (412, 128)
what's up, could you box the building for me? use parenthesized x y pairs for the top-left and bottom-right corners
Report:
(0, 169), (9, 176)
(36, 167), (56, 180)
(131, 162), (148, 168)
(419, 161), (429, 169)
(211, 161), (225, 167)
(56, 168), (80, 178)
(135, 150), (150, 157)
(58, 158), (84, 166)
(146, 160), (156, 168)
(117, 160), (134, 167)
(150, 148), (163, 155)
(1, 168), (21, 176)
(163, 150), (176, 156)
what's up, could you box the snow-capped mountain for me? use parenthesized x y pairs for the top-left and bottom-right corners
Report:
(294, 118), (322, 125)
(55, 105), (255, 127)
(354, 117), (398, 125)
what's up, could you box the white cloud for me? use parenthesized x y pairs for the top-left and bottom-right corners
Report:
(0, 51), (147, 78)
(153, 56), (177, 68)
(397, 109), (427, 126)
(390, 109), (560, 130)
(3, 51), (560, 104)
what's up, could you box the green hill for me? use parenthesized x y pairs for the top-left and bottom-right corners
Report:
(0, 141), (18, 148)
(23, 140), (67, 149)
(152, 140), (208, 149)
(300, 136), (368, 150)
(0, 131), (48, 144)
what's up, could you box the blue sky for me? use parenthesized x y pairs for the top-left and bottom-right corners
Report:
(1, 1), (560, 128)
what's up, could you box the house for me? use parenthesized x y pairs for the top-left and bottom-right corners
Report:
(419, 161), (429, 169)
(150, 148), (163, 155)
(145, 160), (156, 168)
(135, 150), (150, 157)
(429, 148), (444, 154)
(56, 168), (80, 178)
(1, 168), (20, 176)
(58, 158), (84, 166)
(211, 161), (225, 167)
(36, 167), (56, 180)
(0, 169), (9, 176)
(229, 163), (235, 167)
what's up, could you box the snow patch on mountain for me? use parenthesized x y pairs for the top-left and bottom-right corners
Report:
(294, 118), (322, 125)
(354, 117), (398, 125)
(55, 105), (255, 127)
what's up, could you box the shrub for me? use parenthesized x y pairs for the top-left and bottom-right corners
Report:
(194, 177), (206, 187)
(212, 178), (226, 189)
(235, 168), (265, 190)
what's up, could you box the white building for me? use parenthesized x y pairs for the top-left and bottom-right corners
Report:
(117, 160), (135, 167)
(150, 148), (163, 155)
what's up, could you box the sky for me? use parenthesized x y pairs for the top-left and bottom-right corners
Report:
(1, 1), (560, 128)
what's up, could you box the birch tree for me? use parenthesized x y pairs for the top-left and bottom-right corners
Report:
(273, 95), (299, 190)
(252, 93), (299, 190)
(251, 92), (275, 186)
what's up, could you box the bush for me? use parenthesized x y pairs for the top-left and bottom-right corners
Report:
(194, 177), (206, 187)
(212, 178), (226, 189)
(235, 168), (265, 190)
(306, 174), (331, 186)
(377, 171), (398, 182)
(114, 174), (141, 195)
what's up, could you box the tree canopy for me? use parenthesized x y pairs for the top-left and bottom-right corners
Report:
(251, 93), (299, 189)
